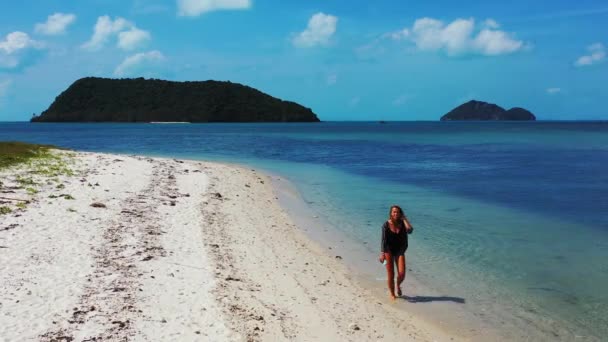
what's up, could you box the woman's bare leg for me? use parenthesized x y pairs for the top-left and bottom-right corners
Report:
(396, 254), (406, 296)
(384, 253), (396, 299)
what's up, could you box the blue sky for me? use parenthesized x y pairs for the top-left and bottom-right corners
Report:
(0, 0), (606, 121)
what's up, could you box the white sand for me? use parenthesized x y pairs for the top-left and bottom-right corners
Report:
(0, 150), (460, 341)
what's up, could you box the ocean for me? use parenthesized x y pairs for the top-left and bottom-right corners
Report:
(1, 121), (607, 340)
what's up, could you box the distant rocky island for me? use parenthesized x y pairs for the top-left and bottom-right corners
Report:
(31, 77), (320, 123)
(441, 100), (536, 121)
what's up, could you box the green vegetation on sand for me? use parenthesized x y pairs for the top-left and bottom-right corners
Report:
(1, 141), (75, 216)
(0, 141), (58, 170)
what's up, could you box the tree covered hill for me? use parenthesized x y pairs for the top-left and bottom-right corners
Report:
(440, 100), (536, 121)
(31, 77), (320, 123)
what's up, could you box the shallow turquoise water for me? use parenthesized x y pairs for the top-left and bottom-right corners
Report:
(1, 121), (607, 340)
(262, 161), (608, 340)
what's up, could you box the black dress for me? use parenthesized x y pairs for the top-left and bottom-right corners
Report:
(381, 221), (408, 256)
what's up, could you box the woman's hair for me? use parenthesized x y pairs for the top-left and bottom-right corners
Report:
(388, 205), (404, 220)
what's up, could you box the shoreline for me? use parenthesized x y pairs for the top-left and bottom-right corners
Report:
(214, 159), (582, 342)
(183, 158), (488, 339)
(268, 169), (504, 341)
(267, 169), (602, 342)
(1, 150), (458, 341)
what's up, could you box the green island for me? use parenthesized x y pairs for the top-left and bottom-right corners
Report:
(31, 77), (320, 123)
(441, 100), (536, 121)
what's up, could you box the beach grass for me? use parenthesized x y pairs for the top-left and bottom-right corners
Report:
(0, 141), (76, 215)
(0, 141), (58, 170)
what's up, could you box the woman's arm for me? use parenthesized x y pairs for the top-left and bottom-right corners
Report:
(379, 223), (387, 262)
(403, 215), (414, 233)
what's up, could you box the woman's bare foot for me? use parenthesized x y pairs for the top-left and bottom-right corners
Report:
(389, 293), (397, 301)
(397, 286), (402, 297)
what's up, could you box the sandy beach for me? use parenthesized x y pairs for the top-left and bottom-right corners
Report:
(0, 149), (461, 341)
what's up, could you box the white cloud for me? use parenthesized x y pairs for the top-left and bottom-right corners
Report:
(177, 0), (251, 17)
(0, 31), (40, 54)
(473, 29), (523, 55)
(0, 32), (43, 68)
(388, 17), (524, 56)
(574, 43), (605, 67)
(483, 19), (500, 29)
(82, 16), (130, 51)
(546, 87), (561, 94)
(114, 50), (165, 76)
(118, 28), (151, 50)
(407, 18), (444, 50)
(293, 13), (338, 48)
(442, 18), (476, 55)
(326, 73), (337, 86)
(35, 13), (76, 35)
(82, 16), (150, 51)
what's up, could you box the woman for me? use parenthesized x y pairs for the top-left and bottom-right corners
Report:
(379, 205), (414, 300)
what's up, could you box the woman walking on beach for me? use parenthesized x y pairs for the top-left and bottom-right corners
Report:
(379, 205), (413, 300)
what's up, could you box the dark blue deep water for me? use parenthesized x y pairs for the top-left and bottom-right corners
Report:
(2, 121), (607, 340)
(2, 122), (607, 229)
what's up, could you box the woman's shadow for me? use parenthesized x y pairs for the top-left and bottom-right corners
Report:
(401, 295), (465, 304)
